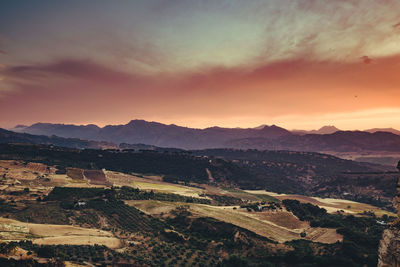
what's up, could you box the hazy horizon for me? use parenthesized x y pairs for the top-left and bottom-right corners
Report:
(5, 118), (400, 133)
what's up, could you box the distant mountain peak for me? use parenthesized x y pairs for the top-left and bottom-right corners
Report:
(318, 125), (338, 130)
(317, 125), (340, 134)
(127, 119), (147, 124)
(252, 124), (291, 134)
(254, 124), (268, 130)
(14, 124), (28, 128)
(292, 125), (341, 135)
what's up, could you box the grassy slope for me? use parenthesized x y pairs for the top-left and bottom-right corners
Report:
(127, 200), (342, 244)
(0, 217), (121, 248)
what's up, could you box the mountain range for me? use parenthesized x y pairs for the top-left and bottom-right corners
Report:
(9, 120), (292, 149)
(292, 126), (400, 136)
(4, 120), (400, 153)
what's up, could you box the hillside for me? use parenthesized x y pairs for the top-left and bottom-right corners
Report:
(227, 130), (400, 152)
(192, 149), (398, 209)
(0, 143), (397, 210)
(0, 128), (116, 149)
(0, 143), (249, 185)
(0, 157), (394, 266)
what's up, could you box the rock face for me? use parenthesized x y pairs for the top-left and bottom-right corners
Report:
(378, 161), (400, 267)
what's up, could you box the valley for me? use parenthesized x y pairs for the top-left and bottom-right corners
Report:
(0, 148), (397, 266)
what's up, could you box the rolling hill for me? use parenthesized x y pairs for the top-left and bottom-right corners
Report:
(0, 143), (397, 209)
(0, 128), (116, 149)
(227, 131), (400, 152)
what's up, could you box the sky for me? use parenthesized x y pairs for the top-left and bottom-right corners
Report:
(1, 0), (400, 130)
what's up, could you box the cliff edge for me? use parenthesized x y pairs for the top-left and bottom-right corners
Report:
(378, 161), (400, 267)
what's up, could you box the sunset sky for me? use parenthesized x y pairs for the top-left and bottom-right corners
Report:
(1, 0), (400, 130)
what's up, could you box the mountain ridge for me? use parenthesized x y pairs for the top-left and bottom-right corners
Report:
(12, 120), (292, 149)
(365, 127), (400, 136)
(8, 120), (400, 152)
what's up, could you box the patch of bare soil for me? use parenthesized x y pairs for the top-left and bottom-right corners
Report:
(0, 217), (121, 249)
(66, 168), (85, 180)
(84, 170), (111, 186)
(251, 210), (309, 230)
(305, 227), (343, 244)
(33, 236), (121, 248)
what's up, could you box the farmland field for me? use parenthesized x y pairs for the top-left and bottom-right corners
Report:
(0, 152), (395, 266)
(83, 170), (111, 186)
(127, 200), (342, 244)
(245, 190), (397, 217)
(0, 217), (121, 248)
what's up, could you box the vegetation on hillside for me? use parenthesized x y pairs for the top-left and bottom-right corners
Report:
(0, 144), (250, 185)
(283, 199), (387, 266)
(0, 184), (393, 266)
(0, 144), (396, 211)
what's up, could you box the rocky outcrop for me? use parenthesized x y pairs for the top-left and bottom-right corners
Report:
(378, 161), (400, 267)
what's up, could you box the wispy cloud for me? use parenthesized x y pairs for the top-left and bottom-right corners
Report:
(4, 59), (141, 83)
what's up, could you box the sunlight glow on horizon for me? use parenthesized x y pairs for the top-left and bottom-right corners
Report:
(9, 108), (400, 132)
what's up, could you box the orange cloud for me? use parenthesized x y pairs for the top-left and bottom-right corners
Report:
(1, 54), (400, 129)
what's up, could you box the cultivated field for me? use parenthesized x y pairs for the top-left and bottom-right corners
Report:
(0, 159), (391, 248)
(127, 200), (342, 244)
(245, 190), (396, 217)
(66, 168), (85, 180)
(83, 170), (112, 186)
(134, 181), (205, 198)
(33, 236), (121, 248)
(0, 160), (110, 191)
(1, 160), (393, 218)
(0, 217), (121, 249)
(105, 170), (206, 198)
